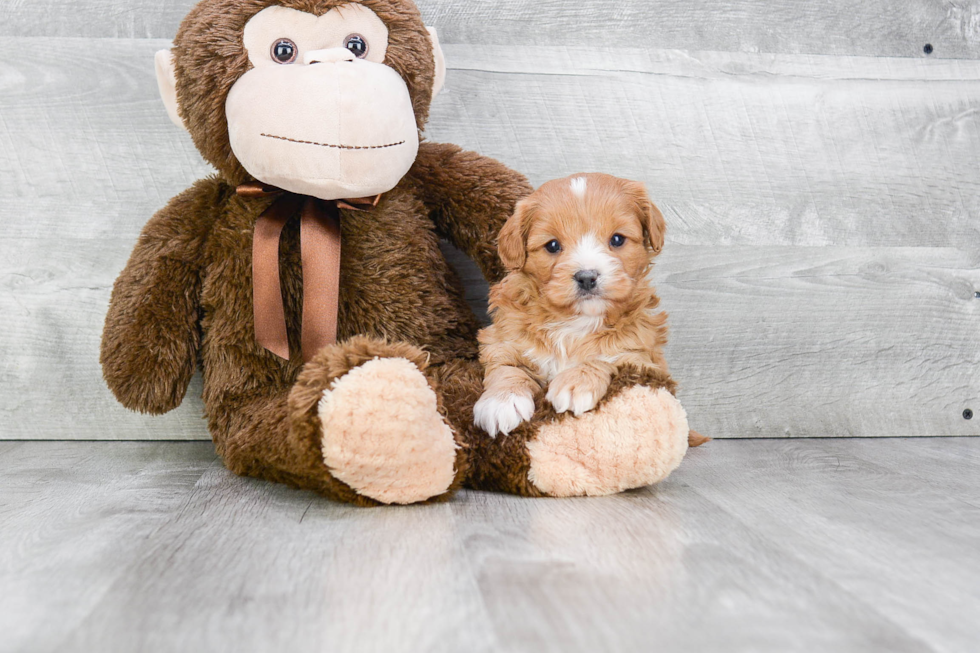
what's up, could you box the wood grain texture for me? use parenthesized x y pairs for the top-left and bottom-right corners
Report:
(6, 41), (978, 246)
(2, 438), (979, 652)
(0, 38), (214, 440)
(432, 45), (980, 249)
(0, 442), (216, 653)
(1, 38), (978, 439)
(684, 438), (980, 652)
(61, 465), (500, 653)
(659, 246), (980, 438)
(827, 436), (980, 504)
(2, 0), (980, 60)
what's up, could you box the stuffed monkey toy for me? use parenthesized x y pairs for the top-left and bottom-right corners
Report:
(101, 0), (690, 505)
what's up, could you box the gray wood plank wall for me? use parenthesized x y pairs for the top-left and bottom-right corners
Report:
(1, 1), (978, 439)
(3, 0), (980, 59)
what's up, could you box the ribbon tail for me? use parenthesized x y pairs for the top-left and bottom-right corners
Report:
(252, 195), (302, 360)
(300, 198), (342, 362)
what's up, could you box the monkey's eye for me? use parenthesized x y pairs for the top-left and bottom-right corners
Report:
(610, 234), (626, 248)
(544, 240), (562, 254)
(271, 38), (297, 64)
(343, 34), (369, 58)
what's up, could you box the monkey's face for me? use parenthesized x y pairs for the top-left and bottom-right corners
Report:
(227, 6), (418, 199)
(161, 0), (443, 199)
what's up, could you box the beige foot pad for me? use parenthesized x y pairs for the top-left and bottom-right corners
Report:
(528, 386), (689, 497)
(318, 357), (458, 505)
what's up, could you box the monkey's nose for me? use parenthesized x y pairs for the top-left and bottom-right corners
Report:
(574, 270), (599, 292)
(304, 48), (356, 65)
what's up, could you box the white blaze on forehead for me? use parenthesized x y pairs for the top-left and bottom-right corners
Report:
(569, 176), (587, 199)
(570, 233), (618, 278)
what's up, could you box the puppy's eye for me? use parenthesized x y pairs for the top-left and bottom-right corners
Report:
(610, 234), (626, 248)
(344, 34), (369, 58)
(544, 240), (562, 254)
(271, 38), (298, 64)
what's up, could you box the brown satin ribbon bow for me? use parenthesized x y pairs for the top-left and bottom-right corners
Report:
(237, 182), (380, 362)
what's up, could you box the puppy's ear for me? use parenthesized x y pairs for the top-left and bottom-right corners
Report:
(627, 181), (665, 254)
(498, 198), (534, 271)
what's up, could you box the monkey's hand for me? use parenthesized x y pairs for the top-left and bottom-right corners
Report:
(100, 180), (220, 414)
(410, 142), (533, 284)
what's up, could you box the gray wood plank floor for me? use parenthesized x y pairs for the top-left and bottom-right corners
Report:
(2, 438), (978, 653)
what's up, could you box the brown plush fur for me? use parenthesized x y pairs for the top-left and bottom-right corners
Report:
(101, 140), (529, 504)
(101, 0), (693, 505)
(102, 0), (536, 504)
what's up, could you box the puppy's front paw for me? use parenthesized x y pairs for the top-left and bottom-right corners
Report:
(474, 390), (535, 437)
(546, 368), (609, 416)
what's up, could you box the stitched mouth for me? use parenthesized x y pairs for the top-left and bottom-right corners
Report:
(260, 133), (405, 150)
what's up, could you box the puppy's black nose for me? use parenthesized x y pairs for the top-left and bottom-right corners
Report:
(574, 269), (599, 292)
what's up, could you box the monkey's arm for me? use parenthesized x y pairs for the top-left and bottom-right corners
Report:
(100, 178), (224, 414)
(410, 142), (533, 284)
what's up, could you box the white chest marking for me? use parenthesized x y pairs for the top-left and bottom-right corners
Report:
(527, 315), (607, 381)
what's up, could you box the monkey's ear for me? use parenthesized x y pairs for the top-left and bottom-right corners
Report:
(497, 198), (534, 271)
(426, 27), (446, 99)
(155, 49), (186, 131)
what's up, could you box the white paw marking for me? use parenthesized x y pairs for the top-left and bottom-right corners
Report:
(570, 389), (599, 416)
(474, 391), (535, 437)
(546, 384), (600, 416)
(547, 386), (571, 414)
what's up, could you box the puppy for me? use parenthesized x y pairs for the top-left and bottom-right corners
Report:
(474, 173), (708, 446)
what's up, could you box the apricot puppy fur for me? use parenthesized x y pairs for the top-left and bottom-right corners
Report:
(475, 173), (682, 438)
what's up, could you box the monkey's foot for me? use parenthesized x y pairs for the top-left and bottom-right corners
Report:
(317, 356), (459, 504)
(527, 386), (689, 497)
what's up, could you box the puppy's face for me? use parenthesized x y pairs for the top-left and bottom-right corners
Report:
(498, 173), (665, 317)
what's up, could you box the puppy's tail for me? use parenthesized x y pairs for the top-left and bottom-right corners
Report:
(688, 430), (712, 447)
